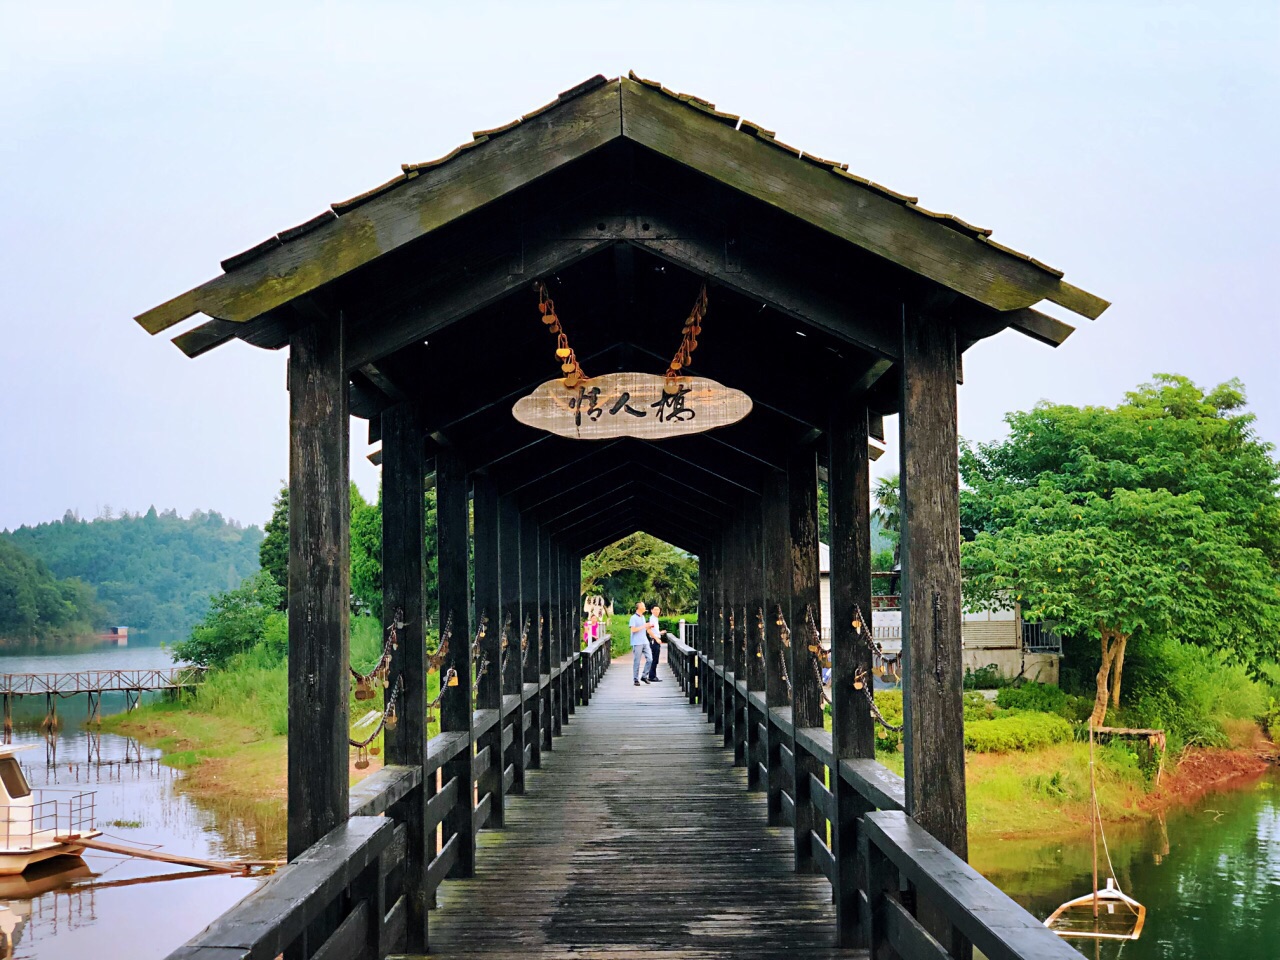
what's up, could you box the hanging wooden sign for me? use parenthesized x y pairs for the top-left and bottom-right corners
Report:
(513, 371), (752, 441)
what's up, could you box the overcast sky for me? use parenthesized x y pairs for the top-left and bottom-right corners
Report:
(2, 2), (1276, 534)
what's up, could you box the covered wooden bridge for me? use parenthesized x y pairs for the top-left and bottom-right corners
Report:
(136, 74), (1106, 960)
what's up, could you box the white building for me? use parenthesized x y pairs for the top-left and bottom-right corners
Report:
(818, 543), (1060, 684)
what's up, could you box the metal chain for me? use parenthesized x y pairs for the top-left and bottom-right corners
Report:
(520, 615), (531, 668)
(663, 282), (707, 394)
(349, 675), (404, 748)
(428, 611), (453, 673)
(350, 608), (402, 685)
(536, 282), (588, 386)
(499, 611), (513, 678)
(850, 602), (903, 732)
(754, 608), (765, 660)
(813, 659), (832, 706)
(472, 611), (490, 710)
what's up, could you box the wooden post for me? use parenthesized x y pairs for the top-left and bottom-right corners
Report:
(473, 475), (504, 828)
(711, 534), (726, 734)
(761, 468), (790, 826)
(899, 308), (967, 860)
(381, 402), (428, 951)
(743, 497), (766, 790)
(561, 548), (575, 718)
(789, 442), (823, 873)
(436, 447), (474, 879)
(828, 400), (875, 946)
(544, 533), (562, 739)
(520, 515), (542, 769)
(538, 527), (554, 750)
(498, 494), (525, 795)
(729, 505), (747, 761)
(287, 313), (349, 861)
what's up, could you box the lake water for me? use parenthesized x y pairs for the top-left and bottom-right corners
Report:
(971, 767), (1280, 959)
(0, 633), (282, 960)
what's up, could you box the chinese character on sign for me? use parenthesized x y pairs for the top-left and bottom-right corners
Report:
(568, 386), (603, 426)
(650, 384), (696, 423)
(608, 392), (647, 418)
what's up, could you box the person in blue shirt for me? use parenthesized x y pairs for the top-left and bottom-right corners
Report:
(630, 600), (652, 686)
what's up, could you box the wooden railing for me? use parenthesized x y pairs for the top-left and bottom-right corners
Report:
(664, 635), (1078, 959)
(166, 636), (612, 959)
(426, 637), (610, 905)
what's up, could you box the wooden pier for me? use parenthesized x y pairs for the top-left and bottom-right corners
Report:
(0, 667), (204, 730)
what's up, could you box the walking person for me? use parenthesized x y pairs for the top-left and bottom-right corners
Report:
(630, 601), (652, 686)
(646, 605), (664, 682)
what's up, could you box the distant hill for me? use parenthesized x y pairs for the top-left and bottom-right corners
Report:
(0, 539), (99, 642)
(2, 508), (262, 632)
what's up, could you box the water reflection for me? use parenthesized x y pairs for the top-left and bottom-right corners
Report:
(0, 634), (284, 958)
(972, 769), (1280, 959)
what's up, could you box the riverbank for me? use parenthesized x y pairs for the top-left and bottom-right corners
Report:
(105, 693), (1274, 849)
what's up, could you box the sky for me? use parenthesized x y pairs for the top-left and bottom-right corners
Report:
(1, 1), (1277, 533)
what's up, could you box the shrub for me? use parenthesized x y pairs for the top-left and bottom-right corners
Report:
(994, 682), (1090, 722)
(964, 712), (1073, 752)
(963, 691), (998, 721)
(963, 663), (1010, 690)
(873, 689), (903, 753)
(1261, 698), (1280, 743)
(174, 573), (282, 668)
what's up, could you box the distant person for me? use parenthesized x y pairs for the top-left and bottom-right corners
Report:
(646, 605), (664, 682)
(630, 601), (652, 686)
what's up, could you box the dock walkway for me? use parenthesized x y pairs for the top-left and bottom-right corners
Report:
(427, 653), (853, 959)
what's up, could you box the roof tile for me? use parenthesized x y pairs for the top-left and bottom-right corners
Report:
(402, 136), (488, 174)
(221, 235), (282, 272)
(330, 172), (413, 216)
(278, 210), (337, 244)
(473, 118), (521, 140)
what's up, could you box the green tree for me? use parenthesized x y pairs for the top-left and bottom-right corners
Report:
(259, 485), (289, 605)
(173, 572), (284, 668)
(581, 533), (699, 612)
(872, 474), (901, 565)
(961, 375), (1280, 725)
(350, 483), (382, 616)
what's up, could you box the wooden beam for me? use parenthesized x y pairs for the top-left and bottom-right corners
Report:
(435, 446), (474, 880)
(498, 494), (526, 794)
(826, 399), (874, 947)
(472, 475), (505, 828)
(137, 78), (622, 334)
(287, 312), (349, 861)
(899, 306), (967, 862)
(787, 443), (823, 873)
(380, 402), (428, 951)
(620, 78), (1089, 317)
(520, 513), (542, 769)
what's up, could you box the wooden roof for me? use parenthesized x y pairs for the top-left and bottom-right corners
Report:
(136, 72), (1107, 359)
(132, 73), (1108, 554)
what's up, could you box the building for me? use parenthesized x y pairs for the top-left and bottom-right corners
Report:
(819, 543), (1060, 684)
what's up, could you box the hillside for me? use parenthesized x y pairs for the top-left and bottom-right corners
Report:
(2, 508), (262, 632)
(0, 539), (99, 642)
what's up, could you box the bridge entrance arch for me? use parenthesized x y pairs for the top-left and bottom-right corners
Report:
(135, 74), (1104, 959)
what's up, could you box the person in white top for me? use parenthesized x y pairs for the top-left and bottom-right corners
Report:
(646, 606), (664, 682)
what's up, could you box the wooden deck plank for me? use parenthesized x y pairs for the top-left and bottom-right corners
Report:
(426, 656), (861, 959)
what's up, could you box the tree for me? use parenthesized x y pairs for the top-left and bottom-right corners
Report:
(961, 375), (1280, 725)
(872, 474), (901, 565)
(581, 533), (699, 612)
(350, 483), (382, 616)
(259, 485), (289, 604)
(173, 572), (284, 668)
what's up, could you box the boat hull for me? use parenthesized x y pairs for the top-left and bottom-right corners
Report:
(0, 832), (101, 876)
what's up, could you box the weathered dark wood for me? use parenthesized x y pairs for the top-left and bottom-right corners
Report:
(287, 313), (349, 862)
(761, 468), (790, 827)
(473, 475), (505, 829)
(380, 402), (427, 952)
(863, 811), (1083, 960)
(827, 399), (875, 946)
(539, 528), (555, 749)
(498, 495), (525, 795)
(520, 516), (542, 769)
(788, 443), (823, 873)
(435, 447), (475, 882)
(899, 308), (967, 861)
(349, 765), (423, 819)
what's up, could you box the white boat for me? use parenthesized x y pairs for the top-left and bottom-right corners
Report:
(0, 746), (100, 876)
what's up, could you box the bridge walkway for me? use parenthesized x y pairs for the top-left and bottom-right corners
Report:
(426, 652), (854, 959)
